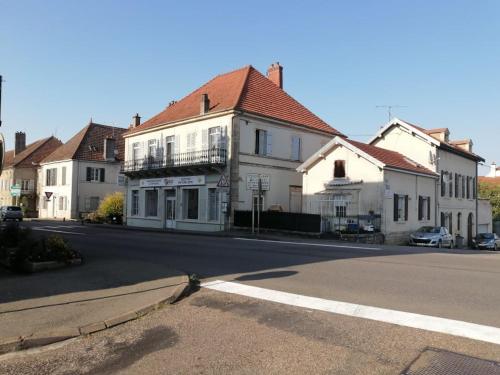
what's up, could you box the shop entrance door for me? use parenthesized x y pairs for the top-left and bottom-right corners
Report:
(165, 190), (176, 229)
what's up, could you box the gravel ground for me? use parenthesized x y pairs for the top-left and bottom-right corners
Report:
(1, 289), (499, 375)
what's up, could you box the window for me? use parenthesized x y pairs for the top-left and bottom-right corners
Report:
(291, 136), (301, 161)
(255, 129), (271, 156)
(85, 197), (100, 211)
(440, 171), (446, 197)
(454, 173), (459, 198)
(457, 212), (462, 232)
(334, 160), (346, 179)
(183, 188), (199, 220)
(62, 166), (67, 185)
(472, 177), (477, 199)
(462, 176), (466, 198)
(131, 190), (139, 216)
(393, 194), (408, 222)
(333, 195), (348, 218)
(208, 188), (219, 221)
(208, 127), (221, 149)
(46, 168), (57, 186)
(448, 172), (453, 198)
(132, 142), (141, 162)
(145, 190), (158, 217)
(59, 196), (65, 211)
(466, 176), (471, 199)
(166, 136), (175, 162)
(148, 139), (157, 160)
(418, 196), (431, 221)
(86, 167), (105, 182)
(21, 180), (30, 190)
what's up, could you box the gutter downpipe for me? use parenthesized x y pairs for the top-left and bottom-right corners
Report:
(227, 112), (241, 233)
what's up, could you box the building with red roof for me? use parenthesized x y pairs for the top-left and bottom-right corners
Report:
(122, 63), (339, 231)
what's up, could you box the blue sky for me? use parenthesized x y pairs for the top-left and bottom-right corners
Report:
(1, 1), (498, 174)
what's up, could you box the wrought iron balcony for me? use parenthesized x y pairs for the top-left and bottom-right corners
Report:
(121, 148), (227, 176)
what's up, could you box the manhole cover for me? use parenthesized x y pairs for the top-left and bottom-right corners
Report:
(402, 348), (500, 375)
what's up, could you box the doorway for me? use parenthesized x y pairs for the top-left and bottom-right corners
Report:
(467, 213), (474, 247)
(165, 189), (176, 229)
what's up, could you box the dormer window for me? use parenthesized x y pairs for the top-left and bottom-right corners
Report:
(334, 160), (346, 178)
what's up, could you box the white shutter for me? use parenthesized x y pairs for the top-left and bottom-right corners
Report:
(202, 129), (209, 150)
(175, 135), (180, 154)
(266, 131), (272, 156)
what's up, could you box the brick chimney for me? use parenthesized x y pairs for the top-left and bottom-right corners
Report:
(200, 94), (210, 115)
(132, 113), (141, 128)
(14, 132), (26, 156)
(451, 139), (473, 153)
(426, 128), (450, 143)
(267, 62), (283, 89)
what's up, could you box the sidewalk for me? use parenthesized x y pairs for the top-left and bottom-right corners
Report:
(0, 256), (190, 353)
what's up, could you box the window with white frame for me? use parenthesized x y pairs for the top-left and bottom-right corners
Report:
(86, 167), (105, 182)
(183, 188), (199, 220)
(85, 197), (100, 211)
(145, 190), (158, 217)
(418, 196), (431, 221)
(46, 168), (57, 186)
(148, 139), (157, 160)
(165, 136), (175, 161)
(393, 194), (408, 222)
(333, 194), (349, 218)
(208, 188), (219, 221)
(131, 190), (139, 216)
(255, 129), (271, 156)
(291, 135), (301, 161)
(208, 127), (221, 149)
(132, 142), (141, 162)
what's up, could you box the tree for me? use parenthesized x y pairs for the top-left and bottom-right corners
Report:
(97, 192), (124, 223)
(479, 180), (500, 220)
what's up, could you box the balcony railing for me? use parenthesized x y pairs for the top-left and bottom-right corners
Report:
(122, 148), (227, 173)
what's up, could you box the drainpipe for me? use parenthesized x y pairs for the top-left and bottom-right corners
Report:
(226, 112), (241, 232)
(475, 160), (478, 237)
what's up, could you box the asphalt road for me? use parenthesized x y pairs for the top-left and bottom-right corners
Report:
(19, 221), (500, 328)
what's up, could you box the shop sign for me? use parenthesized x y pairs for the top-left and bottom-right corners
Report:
(140, 175), (206, 188)
(246, 174), (270, 191)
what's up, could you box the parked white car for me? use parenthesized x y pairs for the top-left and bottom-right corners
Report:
(409, 226), (454, 248)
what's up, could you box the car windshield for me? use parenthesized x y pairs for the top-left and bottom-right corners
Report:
(477, 233), (494, 240)
(417, 226), (440, 234)
(7, 206), (21, 211)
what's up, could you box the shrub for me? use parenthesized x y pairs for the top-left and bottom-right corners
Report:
(97, 192), (124, 224)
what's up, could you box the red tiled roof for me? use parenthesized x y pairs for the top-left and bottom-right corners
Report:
(42, 123), (127, 163)
(126, 65), (342, 136)
(4, 137), (62, 168)
(346, 139), (437, 176)
(479, 176), (500, 185)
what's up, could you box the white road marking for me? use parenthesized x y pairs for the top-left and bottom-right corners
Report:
(32, 228), (84, 235)
(234, 237), (382, 251)
(202, 280), (500, 346)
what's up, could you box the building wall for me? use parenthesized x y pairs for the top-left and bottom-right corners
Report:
(0, 167), (15, 207)
(38, 159), (124, 220)
(477, 198), (493, 233)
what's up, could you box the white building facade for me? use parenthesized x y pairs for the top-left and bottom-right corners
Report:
(123, 64), (341, 231)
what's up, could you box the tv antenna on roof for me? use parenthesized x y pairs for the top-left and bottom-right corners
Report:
(376, 105), (407, 121)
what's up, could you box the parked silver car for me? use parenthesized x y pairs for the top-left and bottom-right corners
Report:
(472, 233), (500, 250)
(409, 226), (454, 248)
(0, 206), (24, 221)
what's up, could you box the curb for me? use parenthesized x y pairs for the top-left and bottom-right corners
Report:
(0, 276), (192, 356)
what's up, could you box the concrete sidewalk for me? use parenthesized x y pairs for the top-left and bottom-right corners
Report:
(0, 256), (190, 353)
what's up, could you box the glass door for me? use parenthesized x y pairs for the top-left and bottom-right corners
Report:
(165, 190), (176, 229)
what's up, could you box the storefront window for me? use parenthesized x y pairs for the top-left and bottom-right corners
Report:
(208, 188), (219, 221)
(145, 190), (158, 217)
(131, 190), (139, 216)
(184, 188), (199, 220)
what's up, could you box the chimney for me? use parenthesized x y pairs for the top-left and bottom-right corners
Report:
(132, 113), (141, 128)
(267, 62), (283, 89)
(200, 94), (210, 115)
(104, 137), (116, 161)
(427, 128), (450, 143)
(14, 132), (26, 156)
(452, 139), (473, 153)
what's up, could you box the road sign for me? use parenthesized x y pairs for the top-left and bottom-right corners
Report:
(246, 174), (270, 191)
(45, 192), (53, 200)
(217, 175), (230, 188)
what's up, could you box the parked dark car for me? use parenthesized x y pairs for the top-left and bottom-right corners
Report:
(0, 206), (24, 222)
(472, 233), (500, 250)
(409, 226), (454, 248)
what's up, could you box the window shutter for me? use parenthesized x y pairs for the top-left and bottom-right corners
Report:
(202, 129), (209, 150)
(427, 196), (431, 220)
(266, 131), (272, 156)
(393, 194), (399, 221)
(441, 171), (445, 197)
(418, 196), (423, 221)
(100, 168), (105, 182)
(440, 212), (445, 227)
(449, 214), (453, 235)
(255, 130), (260, 154)
(86, 167), (91, 182)
(449, 172), (453, 197)
(175, 135), (180, 155)
(404, 195), (409, 221)
(455, 173), (458, 198)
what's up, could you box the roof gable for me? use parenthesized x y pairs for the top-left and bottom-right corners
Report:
(4, 137), (62, 168)
(42, 123), (127, 163)
(298, 136), (437, 177)
(127, 65), (342, 136)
